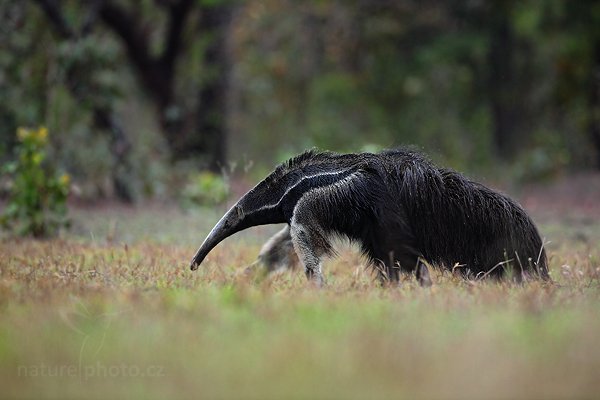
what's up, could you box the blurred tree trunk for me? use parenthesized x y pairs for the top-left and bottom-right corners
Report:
(93, 109), (134, 202)
(33, 0), (135, 202)
(98, 0), (233, 170)
(35, 0), (233, 169)
(192, 4), (234, 171)
(590, 40), (600, 169)
(487, 0), (519, 160)
(98, 0), (190, 148)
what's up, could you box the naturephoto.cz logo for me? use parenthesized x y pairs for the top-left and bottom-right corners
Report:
(17, 362), (165, 381)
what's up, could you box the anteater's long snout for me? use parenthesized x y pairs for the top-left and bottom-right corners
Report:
(189, 177), (288, 271)
(189, 205), (245, 270)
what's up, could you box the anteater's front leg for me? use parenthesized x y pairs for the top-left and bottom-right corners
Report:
(290, 223), (328, 286)
(290, 209), (331, 286)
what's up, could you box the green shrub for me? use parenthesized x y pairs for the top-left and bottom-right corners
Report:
(180, 171), (229, 208)
(1, 127), (70, 237)
(513, 145), (570, 183)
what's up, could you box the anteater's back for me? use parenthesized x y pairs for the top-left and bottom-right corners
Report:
(379, 149), (549, 279)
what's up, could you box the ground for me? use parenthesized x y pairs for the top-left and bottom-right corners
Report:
(0, 174), (599, 399)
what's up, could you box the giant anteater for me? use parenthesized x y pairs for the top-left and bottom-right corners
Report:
(190, 148), (549, 285)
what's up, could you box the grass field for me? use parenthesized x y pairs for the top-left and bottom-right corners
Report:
(1, 179), (599, 399)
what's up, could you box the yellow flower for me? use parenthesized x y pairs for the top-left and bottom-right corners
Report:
(37, 126), (48, 142)
(17, 127), (30, 142)
(59, 174), (71, 186)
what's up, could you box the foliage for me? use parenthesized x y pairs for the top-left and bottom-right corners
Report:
(1, 127), (69, 237)
(1, 0), (600, 204)
(230, 0), (598, 171)
(0, 1), (163, 201)
(513, 145), (571, 183)
(180, 171), (230, 208)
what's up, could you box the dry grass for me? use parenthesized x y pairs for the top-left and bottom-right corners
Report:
(0, 204), (599, 400)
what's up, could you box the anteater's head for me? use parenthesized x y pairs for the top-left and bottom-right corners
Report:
(189, 150), (329, 270)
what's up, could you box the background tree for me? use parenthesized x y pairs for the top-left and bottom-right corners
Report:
(33, 0), (135, 201)
(37, 0), (234, 166)
(1, 0), (599, 204)
(0, 0), (236, 200)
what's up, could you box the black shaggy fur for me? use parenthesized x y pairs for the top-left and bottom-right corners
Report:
(190, 148), (549, 283)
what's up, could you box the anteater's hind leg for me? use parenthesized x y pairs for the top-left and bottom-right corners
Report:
(366, 229), (419, 283)
(367, 236), (431, 287)
(390, 255), (433, 287)
(389, 251), (420, 284)
(366, 248), (418, 285)
(250, 225), (299, 273)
